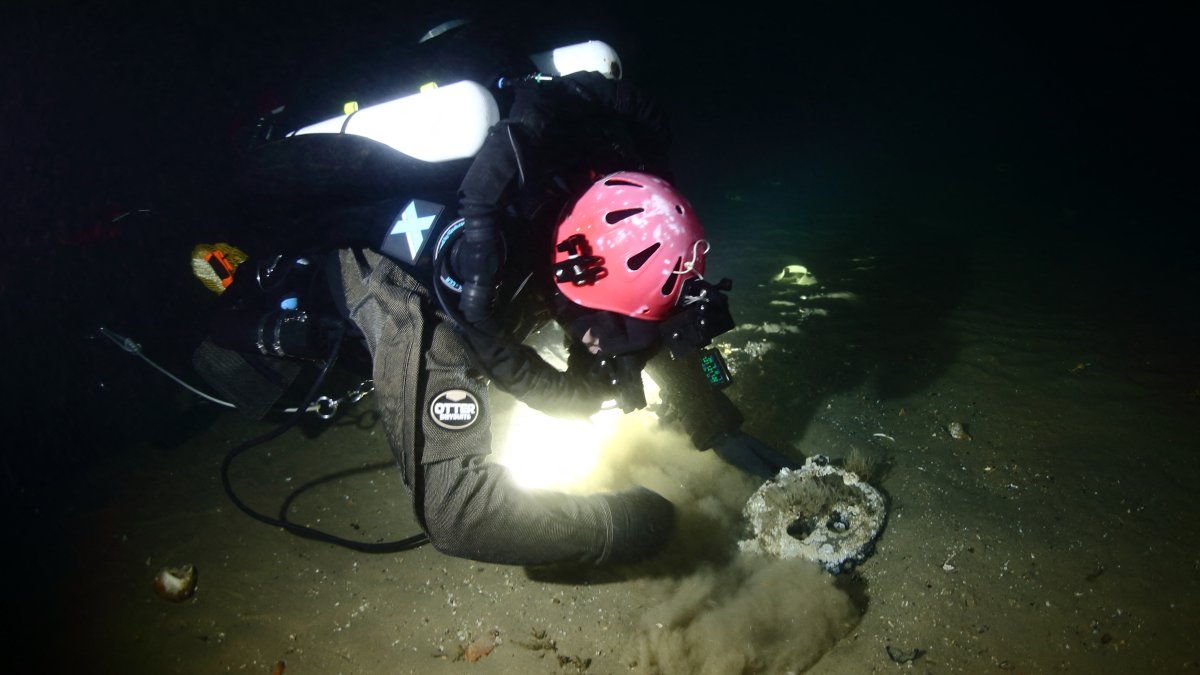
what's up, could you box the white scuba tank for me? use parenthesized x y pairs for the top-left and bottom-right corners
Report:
(530, 40), (622, 80)
(289, 80), (500, 163)
(287, 40), (621, 163)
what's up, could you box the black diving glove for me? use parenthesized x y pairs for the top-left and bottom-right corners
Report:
(711, 430), (800, 479)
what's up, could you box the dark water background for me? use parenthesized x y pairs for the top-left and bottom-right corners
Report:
(3, 1), (1197, 667)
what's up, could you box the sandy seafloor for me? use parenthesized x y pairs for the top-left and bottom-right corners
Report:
(6, 3), (1198, 673)
(31, 205), (1199, 675)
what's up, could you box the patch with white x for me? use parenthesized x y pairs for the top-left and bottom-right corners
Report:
(380, 199), (444, 264)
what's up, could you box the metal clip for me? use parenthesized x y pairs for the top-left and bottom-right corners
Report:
(314, 396), (339, 420)
(309, 380), (373, 419)
(347, 380), (374, 404)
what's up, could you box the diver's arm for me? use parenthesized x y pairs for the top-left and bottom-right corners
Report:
(460, 330), (610, 418)
(455, 74), (672, 325)
(645, 350), (744, 448)
(455, 81), (556, 325)
(646, 351), (800, 477)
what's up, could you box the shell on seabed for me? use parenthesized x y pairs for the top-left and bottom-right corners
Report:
(153, 564), (197, 602)
(462, 629), (500, 662)
(947, 421), (972, 441)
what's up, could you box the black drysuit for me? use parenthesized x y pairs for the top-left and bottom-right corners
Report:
(225, 73), (744, 565)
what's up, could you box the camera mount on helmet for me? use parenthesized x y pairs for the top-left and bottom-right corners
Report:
(553, 234), (605, 286)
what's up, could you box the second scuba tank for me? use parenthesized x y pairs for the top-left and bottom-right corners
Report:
(530, 40), (622, 80)
(285, 39), (622, 163)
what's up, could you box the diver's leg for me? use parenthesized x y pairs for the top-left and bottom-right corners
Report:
(339, 250), (674, 565)
(414, 291), (673, 565)
(422, 456), (674, 565)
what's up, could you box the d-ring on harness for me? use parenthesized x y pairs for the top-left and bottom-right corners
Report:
(313, 379), (375, 420)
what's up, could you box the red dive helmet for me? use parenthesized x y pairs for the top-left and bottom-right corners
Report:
(553, 172), (707, 320)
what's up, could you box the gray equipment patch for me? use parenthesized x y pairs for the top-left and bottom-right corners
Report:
(380, 199), (444, 264)
(430, 389), (480, 430)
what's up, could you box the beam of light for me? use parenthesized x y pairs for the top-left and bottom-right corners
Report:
(494, 373), (661, 492)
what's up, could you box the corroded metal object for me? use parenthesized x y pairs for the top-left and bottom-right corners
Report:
(739, 456), (887, 573)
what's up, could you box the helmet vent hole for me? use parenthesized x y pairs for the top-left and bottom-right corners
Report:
(604, 177), (645, 188)
(627, 242), (661, 271)
(675, 205), (685, 215)
(605, 208), (643, 224)
(661, 258), (682, 296)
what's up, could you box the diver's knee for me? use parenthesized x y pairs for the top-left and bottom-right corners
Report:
(420, 484), (479, 559)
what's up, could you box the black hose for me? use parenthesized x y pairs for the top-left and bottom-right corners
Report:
(433, 256), (516, 343)
(219, 322), (429, 552)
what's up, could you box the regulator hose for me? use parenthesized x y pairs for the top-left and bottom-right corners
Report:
(220, 322), (429, 552)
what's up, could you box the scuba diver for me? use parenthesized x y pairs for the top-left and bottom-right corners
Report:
(192, 19), (798, 566)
